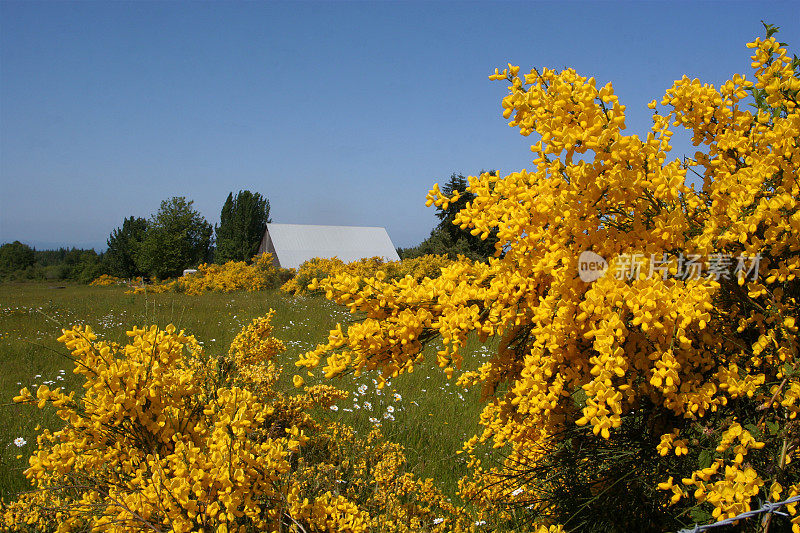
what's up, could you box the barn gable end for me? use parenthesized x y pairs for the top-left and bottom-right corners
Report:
(257, 223), (400, 269)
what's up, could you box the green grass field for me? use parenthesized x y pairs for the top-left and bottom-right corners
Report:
(0, 282), (492, 504)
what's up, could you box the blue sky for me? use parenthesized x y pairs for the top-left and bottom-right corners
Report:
(1, 1), (798, 250)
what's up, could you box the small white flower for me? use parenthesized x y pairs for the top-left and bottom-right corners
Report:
(511, 487), (524, 497)
(358, 384), (368, 395)
(14, 437), (26, 447)
(353, 403), (360, 410)
(383, 413), (395, 421)
(393, 393), (402, 402)
(433, 518), (444, 525)
(363, 401), (372, 411)
(329, 405), (339, 411)
(386, 405), (395, 414)
(475, 520), (486, 526)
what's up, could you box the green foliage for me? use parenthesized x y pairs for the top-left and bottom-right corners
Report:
(135, 197), (213, 280)
(0, 244), (104, 282)
(397, 228), (473, 260)
(400, 172), (498, 261)
(215, 190), (271, 263)
(104, 216), (147, 278)
(0, 241), (35, 275)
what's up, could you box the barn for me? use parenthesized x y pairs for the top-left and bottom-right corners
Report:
(257, 223), (401, 270)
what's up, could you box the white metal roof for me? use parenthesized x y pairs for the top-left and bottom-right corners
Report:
(258, 223), (400, 270)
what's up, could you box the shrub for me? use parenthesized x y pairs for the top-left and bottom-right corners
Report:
(128, 253), (293, 295)
(89, 274), (125, 286)
(296, 28), (800, 531)
(280, 255), (453, 297)
(3, 312), (467, 532)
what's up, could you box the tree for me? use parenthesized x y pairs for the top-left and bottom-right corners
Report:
(300, 28), (800, 531)
(135, 197), (213, 280)
(104, 216), (148, 278)
(214, 190), (271, 263)
(0, 241), (34, 274)
(400, 171), (498, 261)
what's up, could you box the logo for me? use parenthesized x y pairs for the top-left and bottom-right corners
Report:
(578, 251), (608, 282)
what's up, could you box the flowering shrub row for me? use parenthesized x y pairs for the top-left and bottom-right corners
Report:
(280, 255), (453, 296)
(89, 274), (125, 286)
(127, 253), (293, 295)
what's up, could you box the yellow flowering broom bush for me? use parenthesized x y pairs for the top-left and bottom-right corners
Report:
(3, 312), (467, 532)
(280, 254), (452, 296)
(128, 253), (293, 295)
(89, 274), (126, 286)
(297, 27), (800, 531)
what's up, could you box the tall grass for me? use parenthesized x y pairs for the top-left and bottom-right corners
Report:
(0, 282), (491, 503)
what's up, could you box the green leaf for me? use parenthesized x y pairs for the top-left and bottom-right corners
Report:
(767, 420), (780, 436)
(698, 449), (713, 469)
(744, 423), (762, 439)
(762, 21), (780, 38)
(690, 506), (713, 524)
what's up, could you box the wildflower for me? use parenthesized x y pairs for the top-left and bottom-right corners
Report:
(363, 401), (373, 411)
(433, 518), (444, 525)
(13, 437), (26, 447)
(330, 405), (339, 411)
(511, 487), (524, 497)
(386, 405), (395, 413)
(393, 392), (402, 401)
(358, 384), (368, 395)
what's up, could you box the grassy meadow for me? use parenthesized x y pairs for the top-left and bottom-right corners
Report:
(0, 282), (493, 504)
